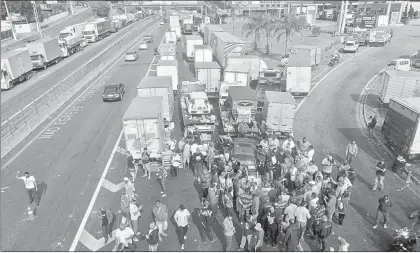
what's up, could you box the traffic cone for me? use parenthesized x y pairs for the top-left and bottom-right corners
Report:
(27, 205), (37, 221)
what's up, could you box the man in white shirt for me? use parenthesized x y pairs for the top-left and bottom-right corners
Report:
(282, 136), (295, 152)
(174, 204), (190, 250)
(129, 198), (143, 241)
(16, 171), (38, 205)
(124, 177), (136, 200)
(114, 222), (136, 251)
(294, 202), (311, 240)
(268, 135), (280, 150)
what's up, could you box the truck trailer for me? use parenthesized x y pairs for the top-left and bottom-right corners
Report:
(83, 19), (112, 43)
(59, 23), (85, 39)
(195, 61), (221, 97)
(157, 60), (179, 93)
(26, 37), (62, 70)
(185, 35), (203, 61)
(211, 31), (246, 69)
(262, 91), (295, 137)
(1, 48), (33, 90)
(225, 56), (267, 81)
(158, 43), (176, 61)
(379, 70), (420, 103)
(194, 45), (213, 63)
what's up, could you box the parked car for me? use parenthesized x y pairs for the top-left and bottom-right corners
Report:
(143, 34), (153, 43)
(102, 83), (125, 102)
(160, 21), (165, 25)
(343, 41), (359, 53)
(125, 51), (139, 61)
(139, 40), (148, 50)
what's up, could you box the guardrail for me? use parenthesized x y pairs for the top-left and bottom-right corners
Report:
(1, 17), (158, 157)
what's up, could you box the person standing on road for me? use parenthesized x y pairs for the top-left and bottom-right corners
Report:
(120, 190), (130, 220)
(345, 141), (358, 165)
(145, 222), (160, 252)
(283, 219), (300, 252)
(200, 168), (211, 205)
(141, 148), (151, 179)
(223, 213), (236, 251)
(114, 222), (136, 252)
(126, 151), (137, 182)
(316, 215), (333, 252)
(174, 204), (190, 250)
(372, 159), (386, 191)
(124, 177), (136, 200)
(183, 141), (191, 171)
(199, 199), (216, 243)
(336, 197), (348, 227)
(99, 208), (114, 244)
(373, 195), (392, 229)
(152, 200), (168, 238)
(265, 208), (278, 247)
(367, 115), (377, 139)
(16, 171), (39, 205)
(238, 218), (253, 251)
(129, 198), (143, 241)
(321, 155), (335, 178)
(294, 201), (311, 241)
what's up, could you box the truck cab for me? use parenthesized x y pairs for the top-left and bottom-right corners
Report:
(258, 69), (282, 85)
(30, 54), (47, 70)
(387, 58), (412, 71)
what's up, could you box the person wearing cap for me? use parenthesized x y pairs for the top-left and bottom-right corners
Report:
(315, 215), (333, 252)
(373, 195), (392, 229)
(114, 222), (136, 252)
(283, 219), (300, 251)
(129, 198), (143, 240)
(124, 177), (136, 200)
(321, 155), (335, 178)
(265, 207), (278, 247)
(174, 204), (190, 250)
(372, 159), (386, 191)
(141, 147), (151, 179)
(223, 213), (236, 251)
(99, 208), (114, 244)
(199, 199), (216, 243)
(145, 222), (160, 252)
(152, 200), (168, 238)
(345, 140), (358, 165)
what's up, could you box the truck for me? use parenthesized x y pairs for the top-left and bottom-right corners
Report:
(219, 86), (258, 137)
(164, 31), (177, 44)
(203, 24), (225, 46)
(224, 64), (250, 87)
(110, 19), (122, 33)
(112, 15), (127, 27)
(170, 26), (181, 41)
(262, 91), (295, 137)
(26, 37), (62, 70)
(368, 27), (392, 47)
(219, 81), (246, 106)
(382, 97), (420, 159)
(286, 54), (312, 96)
(379, 70), (420, 104)
(179, 81), (216, 135)
(1, 48), (33, 90)
(182, 22), (193, 35)
(83, 19), (111, 43)
(59, 35), (83, 57)
(195, 61), (221, 97)
(291, 45), (322, 66)
(225, 56), (268, 81)
(258, 69), (282, 86)
(352, 30), (369, 46)
(158, 43), (176, 61)
(170, 15), (179, 27)
(157, 60), (178, 93)
(193, 15), (203, 32)
(194, 45), (213, 63)
(122, 96), (166, 160)
(376, 15), (389, 27)
(211, 31), (246, 69)
(59, 23), (85, 39)
(185, 35), (203, 61)
(137, 76), (174, 122)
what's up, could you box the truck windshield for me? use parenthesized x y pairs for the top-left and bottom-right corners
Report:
(30, 55), (41, 61)
(345, 42), (355, 46)
(59, 33), (72, 39)
(264, 72), (277, 77)
(83, 31), (94, 35)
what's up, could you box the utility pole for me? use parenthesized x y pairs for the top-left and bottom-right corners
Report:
(397, 1), (405, 24)
(124, 5), (128, 17)
(3, 0), (17, 40)
(337, 1), (344, 35)
(386, 1), (391, 20)
(31, 0), (43, 39)
(248, 1), (251, 16)
(340, 0), (348, 35)
(69, 1), (74, 15)
(363, 1), (367, 15)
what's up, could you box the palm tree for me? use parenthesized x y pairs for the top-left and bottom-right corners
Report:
(241, 13), (265, 51)
(261, 13), (276, 55)
(273, 15), (306, 54)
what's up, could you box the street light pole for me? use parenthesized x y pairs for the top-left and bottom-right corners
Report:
(3, 0), (17, 40)
(31, 0), (43, 39)
(69, 1), (74, 15)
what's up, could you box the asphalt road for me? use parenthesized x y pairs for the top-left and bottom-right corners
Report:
(294, 24), (420, 251)
(0, 20), (165, 252)
(1, 17), (155, 125)
(1, 8), (94, 53)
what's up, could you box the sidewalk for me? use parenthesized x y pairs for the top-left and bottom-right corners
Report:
(362, 73), (420, 193)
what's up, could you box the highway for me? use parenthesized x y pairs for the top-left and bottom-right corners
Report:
(294, 24), (420, 251)
(0, 19), (165, 251)
(1, 17), (156, 127)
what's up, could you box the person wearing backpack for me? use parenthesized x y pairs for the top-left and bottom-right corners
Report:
(141, 148), (151, 180)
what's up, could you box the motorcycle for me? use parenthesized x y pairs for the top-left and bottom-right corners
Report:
(390, 227), (418, 252)
(153, 47), (159, 56)
(328, 57), (339, 66)
(409, 210), (420, 219)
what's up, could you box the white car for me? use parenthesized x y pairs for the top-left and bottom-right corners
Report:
(280, 54), (289, 66)
(124, 51), (139, 61)
(343, 41), (359, 53)
(139, 41), (148, 50)
(160, 21), (164, 25)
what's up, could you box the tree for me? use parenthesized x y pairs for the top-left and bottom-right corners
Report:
(241, 13), (265, 51)
(273, 15), (306, 54)
(408, 4), (415, 18)
(1, 1), (44, 23)
(90, 1), (110, 18)
(261, 13), (276, 55)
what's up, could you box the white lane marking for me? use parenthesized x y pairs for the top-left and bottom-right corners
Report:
(69, 24), (166, 252)
(78, 229), (118, 252)
(1, 187), (10, 190)
(296, 47), (373, 112)
(1, 22), (160, 170)
(101, 179), (125, 193)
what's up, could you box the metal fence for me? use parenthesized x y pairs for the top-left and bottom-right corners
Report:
(1, 18), (156, 143)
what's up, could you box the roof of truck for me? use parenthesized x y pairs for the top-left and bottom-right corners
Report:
(185, 35), (202, 40)
(157, 60), (177, 66)
(137, 76), (172, 89)
(205, 24), (225, 31)
(228, 86), (256, 101)
(265, 91), (295, 104)
(287, 53), (312, 67)
(391, 97), (420, 114)
(195, 61), (220, 69)
(123, 96), (162, 120)
(190, 92), (207, 99)
(194, 45), (211, 50)
(213, 31), (244, 43)
(1, 47), (29, 59)
(225, 64), (250, 73)
(385, 70), (420, 78)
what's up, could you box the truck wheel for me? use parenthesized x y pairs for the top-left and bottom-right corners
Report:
(43, 64), (47, 70)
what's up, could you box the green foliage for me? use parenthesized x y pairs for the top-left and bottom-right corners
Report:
(272, 15), (306, 54)
(90, 1), (110, 18)
(312, 26), (321, 37)
(1, 1), (44, 23)
(408, 4), (415, 18)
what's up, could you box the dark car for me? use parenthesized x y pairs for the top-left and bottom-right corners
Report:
(102, 83), (125, 102)
(143, 34), (153, 43)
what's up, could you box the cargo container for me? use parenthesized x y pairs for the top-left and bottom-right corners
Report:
(226, 56), (268, 81)
(159, 43), (176, 61)
(194, 45), (213, 63)
(286, 53), (312, 95)
(59, 23), (85, 39)
(137, 76), (174, 121)
(157, 60), (179, 93)
(122, 96), (165, 160)
(382, 97), (420, 158)
(368, 27), (392, 46)
(1, 48), (33, 90)
(164, 31), (177, 44)
(170, 15), (179, 27)
(195, 61), (221, 96)
(185, 35), (203, 61)
(203, 24), (225, 46)
(170, 26), (181, 41)
(83, 18), (111, 43)
(26, 37), (62, 70)
(291, 45), (321, 66)
(227, 86), (258, 124)
(59, 35), (83, 57)
(224, 64), (250, 87)
(376, 15), (389, 27)
(379, 70), (420, 104)
(262, 91), (295, 136)
(182, 21), (193, 35)
(211, 31), (246, 69)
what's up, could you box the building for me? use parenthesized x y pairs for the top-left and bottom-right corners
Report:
(232, 1), (318, 17)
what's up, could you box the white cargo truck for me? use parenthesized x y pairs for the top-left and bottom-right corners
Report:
(211, 31), (246, 69)
(286, 54), (312, 96)
(26, 37), (62, 70)
(170, 26), (181, 41)
(123, 96), (165, 160)
(185, 35), (203, 61)
(226, 56), (267, 81)
(224, 64), (250, 87)
(59, 35), (83, 57)
(380, 70), (420, 103)
(262, 91), (295, 136)
(203, 24), (225, 46)
(170, 15), (179, 27)
(194, 45), (213, 63)
(195, 61), (221, 97)
(157, 60), (179, 93)
(164, 31), (177, 44)
(137, 76), (174, 121)
(1, 48), (33, 90)
(291, 45), (322, 66)
(59, 23), (86, 41)
(83, 19), (111, 43)
(159, 43), (176, 61)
